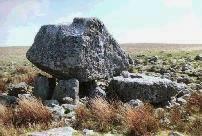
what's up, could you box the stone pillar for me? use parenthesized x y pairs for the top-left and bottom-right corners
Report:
(33, 74), (56, 100)
(52, 79), (79, 104)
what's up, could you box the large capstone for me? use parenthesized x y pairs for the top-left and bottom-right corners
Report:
(108, 73), (188, 104)
(26, 17), (131, 82)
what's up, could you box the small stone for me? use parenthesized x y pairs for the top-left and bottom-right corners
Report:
(7, 82), (28, 97)
(62, 97), (74, 104)
(168, 131), (185, 136)
(148, 56), (158, 63)
(44, 100), (59, 107)
(195, 54), (202, 61)
(127, 99), (144, 107)
(48, 105), (65, 119)
(18, 94), (33, 100)
(83, 129), (94, 136)
(62, 104), (77, 111)
(121, 71), (130, 78)
(176, 97), (187, 105)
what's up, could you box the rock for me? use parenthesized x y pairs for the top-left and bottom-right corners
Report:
(177, 76), (192, 84)
(181, 64), (192, 72)
(168, 131), (185, 136)
(7, 82), (29, 97)
(44, 100), (59, 107)
(33, 75), (56, 100)
(154, 108), (165, 119)
(194, 54), (202, 61)
(127, 99), (144, 107)
(162, 73), (171, 80)
(148, 56), (158, 63)
(62, 104), (77, 111)
(18, 94), (33, 100)
(26, 17), (131, 82)
(108, 73), (187, 104)
(121, 71), (130, 78)
(176, 97), (187, 105)
(48, 104), (65, 119)
(62, 97), (74, 104)
(28, 127), (76, 136)
(83, 129), (94, 136)
(0, 94), (17, 105)
(52, 79), (79, 103)
(90, 86), (106, 98)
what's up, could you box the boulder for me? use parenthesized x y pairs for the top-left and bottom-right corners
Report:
(33, 75), (56, 100)
(0, 94), (17, 105)
(89, 86), (106, 98)
(52, 79), (79, 103)
(7, 82), (29, 97)
(26, 17), (131, 82)
(195, 54), (202, 61)
(108, 73), (188, 104)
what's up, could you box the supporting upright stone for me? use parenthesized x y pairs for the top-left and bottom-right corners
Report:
(52, 79), (79, 104)
(33, 74), (56, 100)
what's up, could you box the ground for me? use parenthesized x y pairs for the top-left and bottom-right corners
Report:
(0, 44), (201, 136)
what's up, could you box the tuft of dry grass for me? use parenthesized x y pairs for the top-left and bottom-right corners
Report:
(90, 97), (116, 123)
(75, 97), (120, 132)
(0, 97), (53, 135)
(186, 92), (202, 113)
(0, 104), (13, 125)
(121, 103), (159, 136)
(15, 66), (29, 74)
(169, 106), (188, 132)
(188, 117), (202, 136)
(0, 97), (52, 127)
(13, 97), (52, 127)
(75, 97), (159, 135)
(0, 80), (7, 92)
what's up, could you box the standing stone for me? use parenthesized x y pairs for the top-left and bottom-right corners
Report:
(33, 75), (56, 100)
(52, 79), (79, 103)
(26, 17), (131, 82)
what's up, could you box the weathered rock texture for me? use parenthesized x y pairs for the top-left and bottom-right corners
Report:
(26, 17), (131, 82)
(52, 79), (79, 103)
(108, 73), (188, 104)
(33, 75), (56, 100)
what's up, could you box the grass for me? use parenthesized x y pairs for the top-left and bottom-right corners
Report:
(0, 79), (7, 93)
(74, 93), (202, 135)
(121, 104), (159, 136)
(0, 97), (53, 135)
(75, 97), (122, 132)
(75, 97), (159, 135)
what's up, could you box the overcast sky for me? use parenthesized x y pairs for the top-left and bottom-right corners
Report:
(0, 0), (202, 46)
